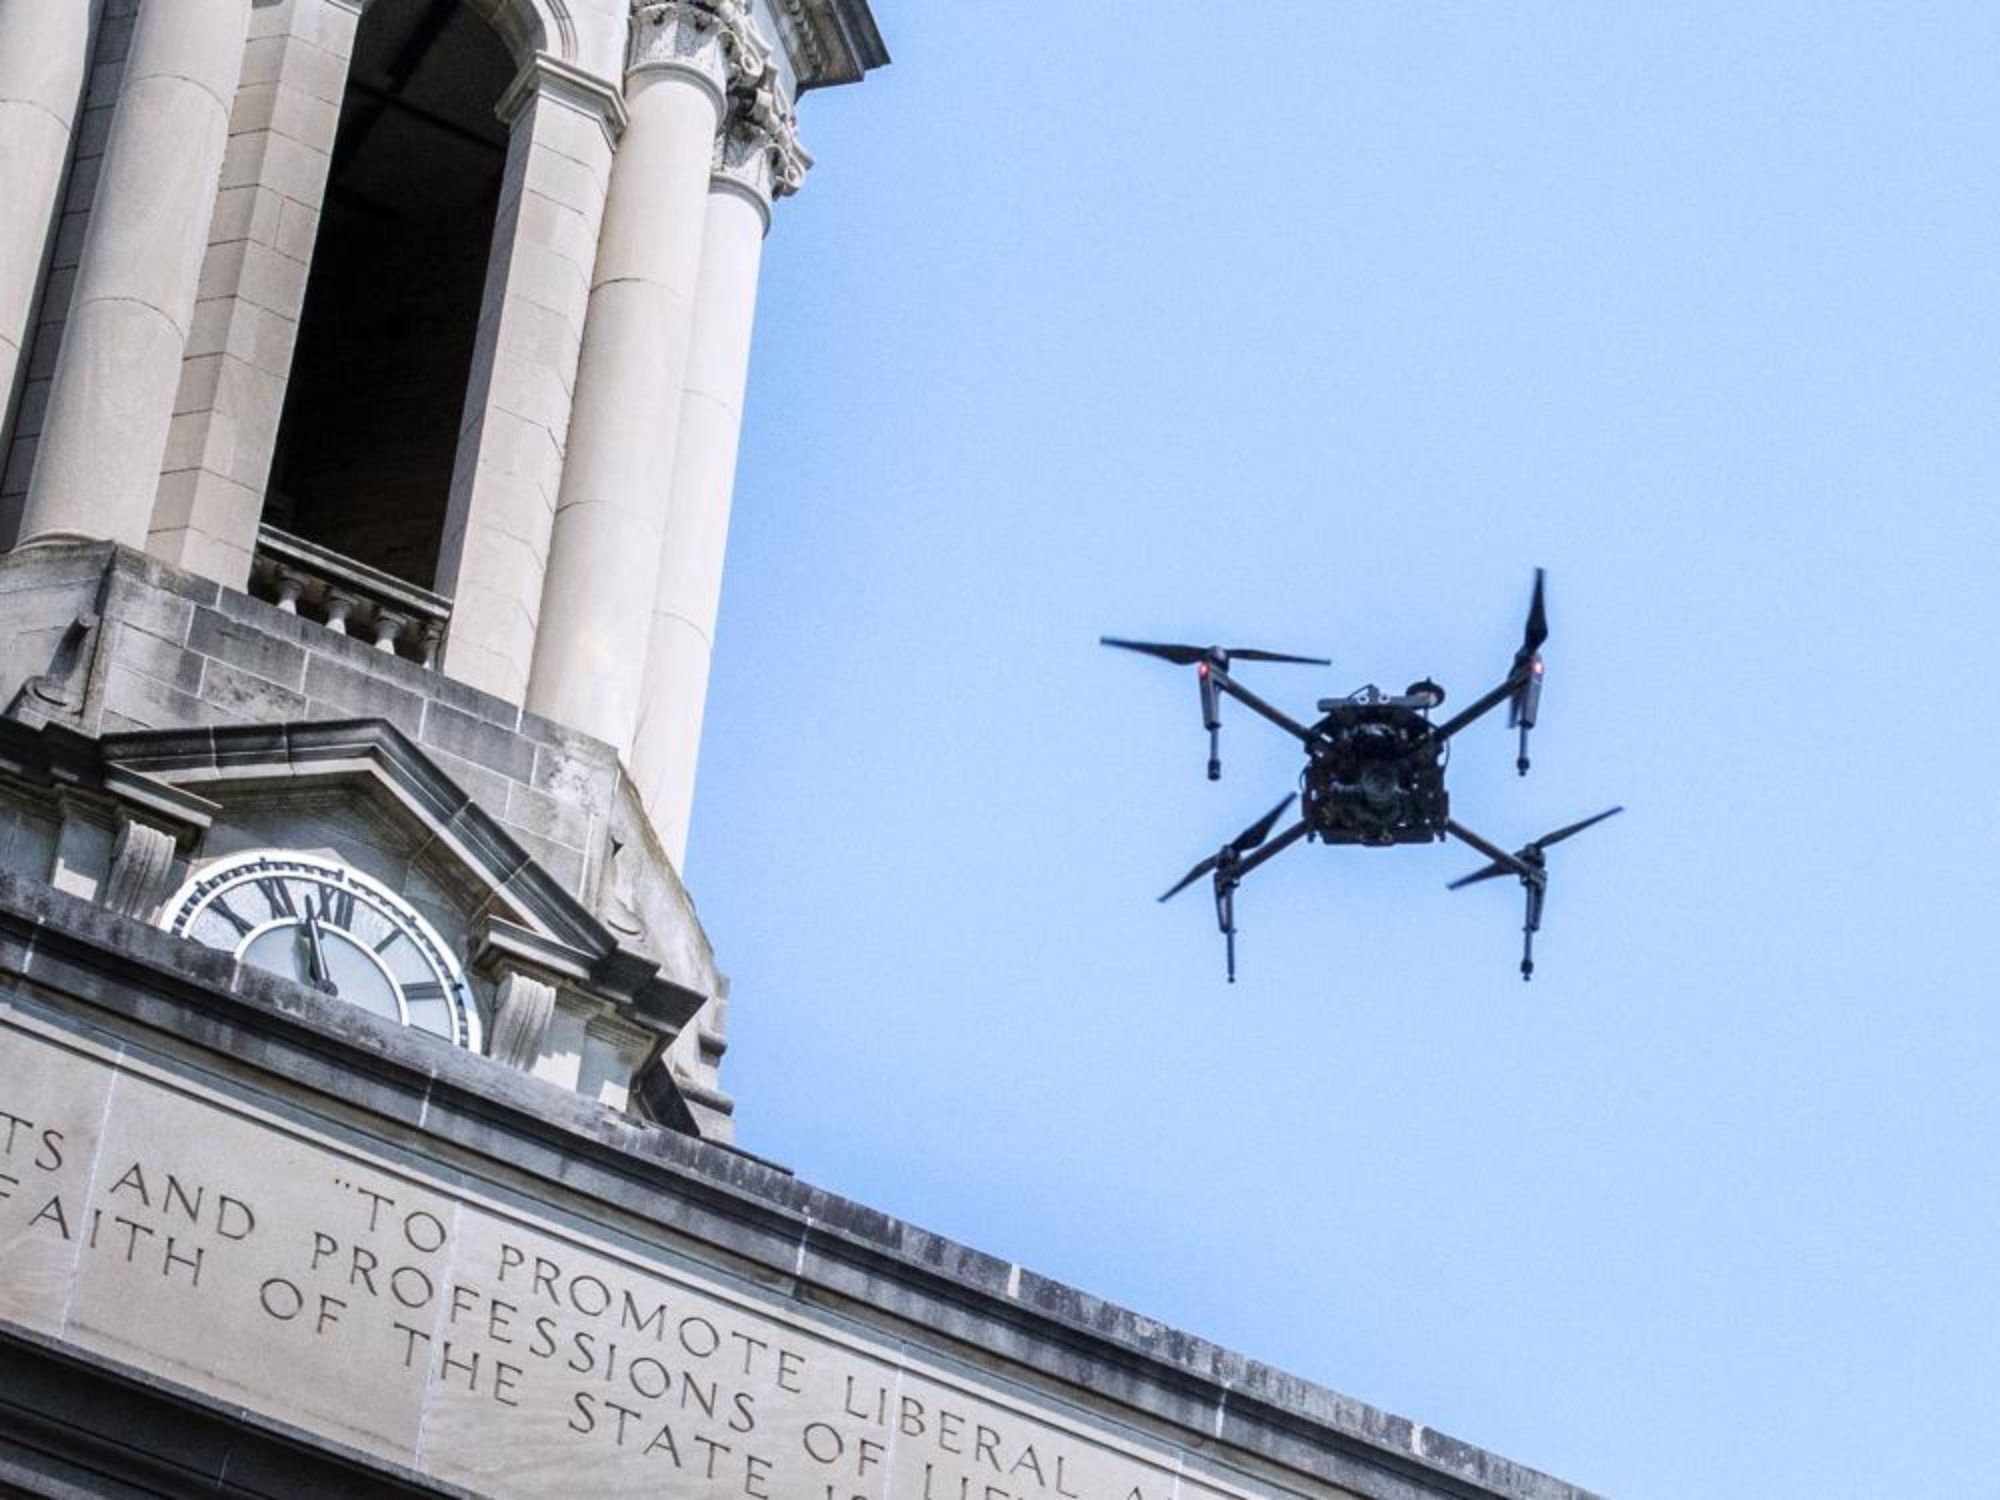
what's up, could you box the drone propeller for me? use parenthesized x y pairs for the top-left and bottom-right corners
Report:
(1101, 638), (1328, 780)
(1507, 568), (1548, 775)
(1100, 638), (1328, 668)
(1445, 861), (1514, 893)
(1160, 793), (1296, 981)
(1159, 793), (1295, 901)
(1534, 804), (1624, 849)
(1447, 805), (1622, 979)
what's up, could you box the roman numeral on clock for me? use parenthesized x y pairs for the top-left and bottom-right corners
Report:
(322, 885), (355, 929)
(210, 897), (254, 936)
(402, 981), (447, 1005)
(255, 877), (296, 918)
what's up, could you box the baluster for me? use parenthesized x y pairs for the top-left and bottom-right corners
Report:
(272, 568), (308, 614)
(322, 588), (360, 636)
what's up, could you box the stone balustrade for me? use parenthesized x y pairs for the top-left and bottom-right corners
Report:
(248, 523), (449, 667)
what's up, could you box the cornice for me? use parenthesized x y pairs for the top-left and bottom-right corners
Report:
(773, 0), (888, 92)
(0, 875), (1606, 1500)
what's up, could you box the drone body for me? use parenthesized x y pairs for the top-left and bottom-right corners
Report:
(1302, 690), (1449, 846)
(1104, 570), (1620, 982)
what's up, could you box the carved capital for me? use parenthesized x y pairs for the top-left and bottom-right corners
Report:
(488, 968), (559, 1072)
(629, 0), (769, 109)
(103, 816), (179, 921)
(712, 70), (811, 218)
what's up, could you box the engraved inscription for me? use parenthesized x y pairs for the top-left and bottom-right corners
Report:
(0, 1014), (1309, 1499)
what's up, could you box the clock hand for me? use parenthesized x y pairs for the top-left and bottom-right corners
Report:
(303, 898), (338, 996)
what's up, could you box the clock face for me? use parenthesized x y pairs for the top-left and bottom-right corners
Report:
(164, 852), (480, 1050)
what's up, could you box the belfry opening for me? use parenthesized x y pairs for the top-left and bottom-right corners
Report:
(265, 0), (514, 590)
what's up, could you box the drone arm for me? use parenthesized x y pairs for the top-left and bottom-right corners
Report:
(1425, 663), (1531, 747)
(1208, 667), (1317, 745)
(1230, 817), (1313, 882)
(1444, 819), (1540, 884)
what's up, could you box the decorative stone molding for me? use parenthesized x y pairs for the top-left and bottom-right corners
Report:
(6, 560), (111, 727)
(713, 65), (812, 219)
(773, 0), (890, 92)
(628, 1), (769, 110)
(583, 1010), (655, 1109)
(601, 835), (647, 938)
(488, 967), (558, 1070)
(496, 52), (630, 147)
(102, 816), (179, 921)
(7, 614), (98, 725)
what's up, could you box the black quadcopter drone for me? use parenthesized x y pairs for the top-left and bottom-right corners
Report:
(1104, 569), (1620, 982)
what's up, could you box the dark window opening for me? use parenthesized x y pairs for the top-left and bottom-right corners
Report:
(265, 0), (513, 590)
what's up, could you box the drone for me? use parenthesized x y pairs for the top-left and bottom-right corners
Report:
(1104, 569), (1620, 982)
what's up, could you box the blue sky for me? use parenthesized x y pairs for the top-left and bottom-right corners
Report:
(688, 7), (2000, 1497)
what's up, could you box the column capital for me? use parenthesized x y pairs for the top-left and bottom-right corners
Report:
(628, 0), (770, 112)
(712, 69), (812, 224)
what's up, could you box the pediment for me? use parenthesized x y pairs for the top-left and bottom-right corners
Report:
(42, 717), (702, 1037)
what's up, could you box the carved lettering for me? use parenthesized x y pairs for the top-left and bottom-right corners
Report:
(0, 1027), (1267, 1500)
(0, 1104), (57, 1201)
(27, 1193), (70, 1238)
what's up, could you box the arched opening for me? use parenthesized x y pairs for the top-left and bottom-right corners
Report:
(264, 0), (515, 591)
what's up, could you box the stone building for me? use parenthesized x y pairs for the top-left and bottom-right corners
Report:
(0, 3), (1603, 1497)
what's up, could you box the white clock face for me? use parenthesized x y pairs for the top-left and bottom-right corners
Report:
(165, 852), (480, 1050)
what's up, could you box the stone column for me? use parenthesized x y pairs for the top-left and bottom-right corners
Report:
(148, 0), (360, 591)
(432, 58), (621, 702)
(16, 0), (250, 550)
(631, 71), (808, 865)
(525, 1), (765, 751)
(0, 0), (101, 440)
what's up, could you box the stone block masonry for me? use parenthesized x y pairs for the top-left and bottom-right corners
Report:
(0, 874), (1606, 1500)
(0, 541), (719, 1013)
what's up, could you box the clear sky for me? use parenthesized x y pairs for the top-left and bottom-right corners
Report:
(688, 7), (2000, 1497)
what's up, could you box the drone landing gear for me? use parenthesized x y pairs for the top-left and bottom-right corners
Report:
(1219, 880), (1237, 982)
(1200, 663), (1221, 780)
(1447, 807), (1622, 982)
(1159, 794), (1307, 982)
(1520, 880), (1545, 981)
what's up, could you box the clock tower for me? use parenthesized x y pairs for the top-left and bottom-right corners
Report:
(0, 6), (1606, 1500)
(0, 0), (881, 1139)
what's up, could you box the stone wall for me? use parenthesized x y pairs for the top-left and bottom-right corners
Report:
(0, 540), (731, 1127)
(0, 872), (1605, 1500)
